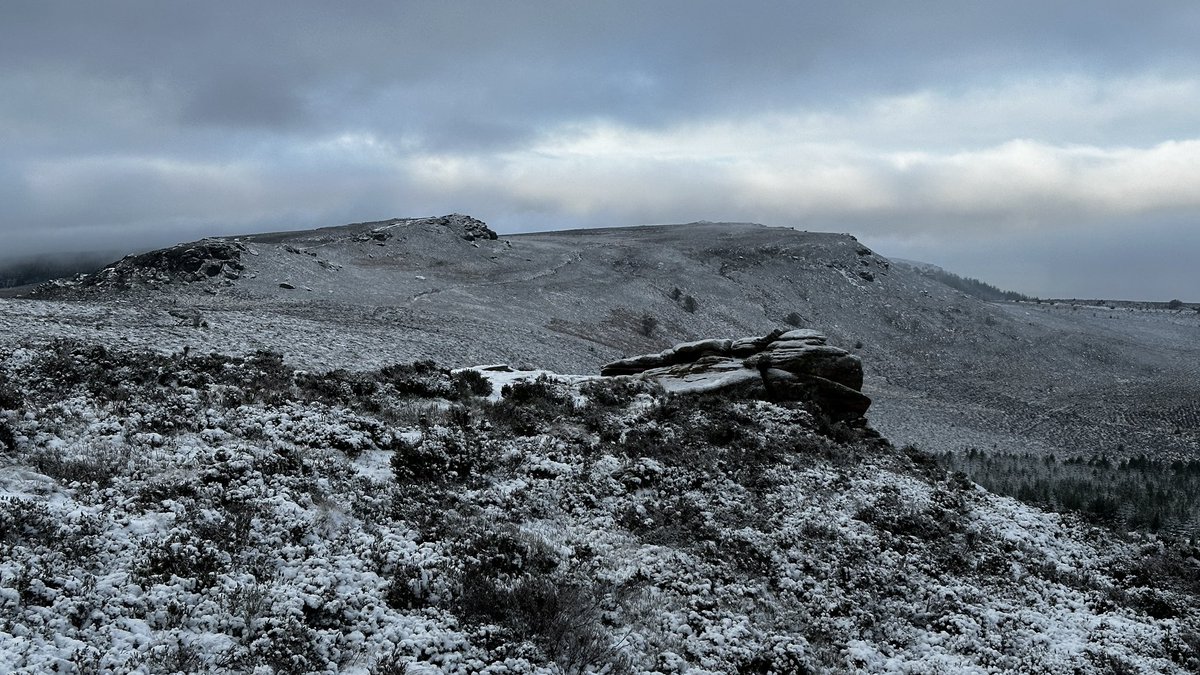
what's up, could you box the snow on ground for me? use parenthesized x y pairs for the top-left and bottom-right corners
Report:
(1, 323), (1199, 672)
(455, 367), (594, 402)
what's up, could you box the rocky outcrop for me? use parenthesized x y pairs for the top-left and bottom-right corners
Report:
(33, 240), (247, 295)
(122, 240), (244, 282)
(601, 329), (870, 420)
(353, 228), (394, 243)
(346, 214), (497, 244)
(435, 214), (498, 241)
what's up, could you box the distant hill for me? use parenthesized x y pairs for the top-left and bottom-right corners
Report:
(12, 215), (1200, 465)
(892, 258), (1032, 302)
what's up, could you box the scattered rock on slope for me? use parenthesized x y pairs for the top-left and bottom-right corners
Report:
(601, 328), (870, 420)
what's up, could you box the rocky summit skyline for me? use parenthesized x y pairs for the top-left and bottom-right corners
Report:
(3, 1), (1200, 300)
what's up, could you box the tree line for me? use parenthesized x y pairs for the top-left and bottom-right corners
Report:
(939, 449), (1200, 542)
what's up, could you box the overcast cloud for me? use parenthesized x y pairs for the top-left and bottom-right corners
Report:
(2, 1), (1199, 299)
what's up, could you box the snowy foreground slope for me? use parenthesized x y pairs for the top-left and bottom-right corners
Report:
(2, 339), (1199, 673)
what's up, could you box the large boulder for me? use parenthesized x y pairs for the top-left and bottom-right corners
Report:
(601, 329), (870, 420)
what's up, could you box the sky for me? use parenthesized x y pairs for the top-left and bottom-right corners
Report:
(2, 1), (1198, 300)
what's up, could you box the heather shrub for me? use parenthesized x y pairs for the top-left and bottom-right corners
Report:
(0, 497), (57, 546)
(461, 575), (623, 672)
(618, 493), (717, 545)
(0, 497), (103, 564)
(736, 645), (815, 675)
(625, 391), (763, 460)
(483, 375), (574, 436)
(137, 531), (228, 590)
(451, 368), (493, 398)
(0, 419), (14, 453)
(243, 615), (329, 674)
(294, 368), (377, 405)
(579, 378), (651, 408)
(500, 376), (569, 406)
(453, 526), (625, 672)
(24, 443), (131, 488)
(385, 562), (437, 611)
(378, 360), (453, 398)
(391, 425), (490, 484)
(0, 372), (21, 410)
(456, 526), (561, 581)
(144, 642), (205, 674)
(853, 487), (959, 541)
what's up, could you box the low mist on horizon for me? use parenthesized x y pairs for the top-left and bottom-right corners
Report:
(3, 2), (1199, 301)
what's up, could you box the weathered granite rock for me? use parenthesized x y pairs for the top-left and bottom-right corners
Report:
(669, 338), (733, 362)
(600, 352), (674, 376)
(745, 344), (864, 390)
(354, 228), (394, 242)
(601, 329), (870, 419)
(730, 329), (785, 357)
(600, 338), (734, 376)
(435, 214), (498, 241)
(639, 358), (761, 394)
(72, 240), (247, 290)
(777, 328), (827, 342)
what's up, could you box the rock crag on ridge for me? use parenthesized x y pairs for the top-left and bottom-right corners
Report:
(37, 240), (249, 294)
(601, 329), (871, 421)
(437, 213), (498, 241)
(347, 213), (498, 243)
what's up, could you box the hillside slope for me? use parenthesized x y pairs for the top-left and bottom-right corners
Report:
(2, 339), (1198, 673)
(12, 215), (1200, 462)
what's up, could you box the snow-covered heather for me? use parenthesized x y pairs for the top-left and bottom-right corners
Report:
(1, 340), (1199, 673)
(0, 298), (442, 374)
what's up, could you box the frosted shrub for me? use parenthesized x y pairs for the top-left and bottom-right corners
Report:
(23, 443), (131, 488)
(485, 375), (574, 436)
(391, 425), (489, 484)
(451, 368), (493, 398)
(137, 531), (229, 590)
(452, 525), (627, 673)
(0, 419), (14, 452)
(0, 498), (58, 547)
(379, 360), (456, 399)
(578, 378), (651, 408)
(0, 372), (20, 410)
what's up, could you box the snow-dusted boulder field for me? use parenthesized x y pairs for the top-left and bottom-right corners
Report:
(1, 338), (1198, 673)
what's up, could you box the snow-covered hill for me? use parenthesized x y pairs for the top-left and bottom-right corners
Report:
(15, 215), (1200, 463)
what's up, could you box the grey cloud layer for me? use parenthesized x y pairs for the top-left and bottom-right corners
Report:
(3, 1), (1199, 298)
